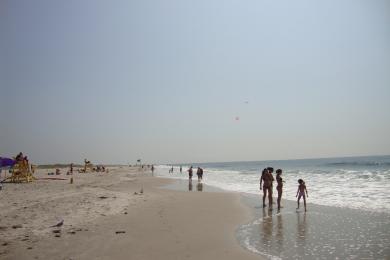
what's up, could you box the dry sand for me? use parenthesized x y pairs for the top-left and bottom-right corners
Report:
(0, 167), (260, 260)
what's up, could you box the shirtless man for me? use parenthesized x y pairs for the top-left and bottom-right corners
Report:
(260, 168), (274, 208)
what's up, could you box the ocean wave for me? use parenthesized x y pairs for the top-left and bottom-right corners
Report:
(155, 160), (390, 214)
(324, 161), (390, 167)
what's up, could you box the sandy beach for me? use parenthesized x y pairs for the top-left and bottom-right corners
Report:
(0, 167), (260, 260)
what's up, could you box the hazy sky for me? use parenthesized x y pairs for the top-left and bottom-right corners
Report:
(1, 0), (389, 164)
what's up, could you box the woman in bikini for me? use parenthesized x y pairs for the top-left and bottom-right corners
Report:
(276, 169), (284, 210)
(260, 168), (274, 208)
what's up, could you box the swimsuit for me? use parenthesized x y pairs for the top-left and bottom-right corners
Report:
(276, 176), (283, 189)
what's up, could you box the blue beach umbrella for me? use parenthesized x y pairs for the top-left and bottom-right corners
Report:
(0, 157), (15, 168)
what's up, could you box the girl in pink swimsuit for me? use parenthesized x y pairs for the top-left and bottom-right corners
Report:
(296, 179), (308, 212)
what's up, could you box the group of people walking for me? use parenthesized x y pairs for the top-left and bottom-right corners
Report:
(260, 167), (308, 211)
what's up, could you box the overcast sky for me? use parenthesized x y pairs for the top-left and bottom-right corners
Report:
(1, 0), (389, 164)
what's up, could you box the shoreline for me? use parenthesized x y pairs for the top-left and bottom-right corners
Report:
(237, 193), (390, 259)
(159, 176), (390, 259)
(0, 167), (261, 260)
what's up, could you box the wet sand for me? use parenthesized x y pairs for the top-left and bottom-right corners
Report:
(237, 194), (390, 259)
(0, 167), (259, 260)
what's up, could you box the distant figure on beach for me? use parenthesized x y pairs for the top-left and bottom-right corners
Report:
(296, 179), (308, 212)
(188, 166), (193, 180)
(276, 169), (284, 210)
(70, 163), (73, 174)
(196, 167), (202, 182)
(151, 165), (154, 174)
(180, 166), (182, 173)
(171, 166), (174, 173)
(260, 168), (274, 209)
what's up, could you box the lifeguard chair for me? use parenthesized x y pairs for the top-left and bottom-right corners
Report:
(79, 159), (94, 173)
(9, 160), (35, 183)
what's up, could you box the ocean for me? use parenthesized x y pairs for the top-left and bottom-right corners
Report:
(156, 155), (390, 259)
(156, 155), (390, 213)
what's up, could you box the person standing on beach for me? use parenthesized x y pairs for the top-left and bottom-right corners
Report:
(276, 169), (284, 210)
(70, 163), (73, 174)
(196, 167), (201, 181)
(180, 166), (182, 173)
(151, 165), (154, 173)
(296, 179), (308, 212)
(260, 168), (274, 208)
(267, 167), (275, 204)
(188, 166), (193, 180)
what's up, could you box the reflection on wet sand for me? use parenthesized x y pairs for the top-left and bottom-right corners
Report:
(261, 208), (273, 247)
(296, 212), (307, 257)
(276, 211), (284, 250)
(188, 180), (204, 192)
(297, 212), (307, 241)
(197, 182), (203, 192)
(237, 196), (390, 260)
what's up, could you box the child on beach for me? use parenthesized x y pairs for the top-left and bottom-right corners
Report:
(296, 179), (308, 211)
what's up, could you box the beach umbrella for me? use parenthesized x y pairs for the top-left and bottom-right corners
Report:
(0, 157), (15, 168)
